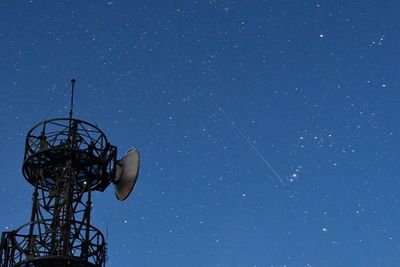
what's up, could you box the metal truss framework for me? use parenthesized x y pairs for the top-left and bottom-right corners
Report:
(1, 118), (116, 267)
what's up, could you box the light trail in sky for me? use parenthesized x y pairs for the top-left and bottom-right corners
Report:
(209, 97), (286, 186)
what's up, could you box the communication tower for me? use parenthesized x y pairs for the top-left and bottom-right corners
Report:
(0, 80), (140, 267)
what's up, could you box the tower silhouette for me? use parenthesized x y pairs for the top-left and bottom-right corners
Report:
(0, 80), (139, 267)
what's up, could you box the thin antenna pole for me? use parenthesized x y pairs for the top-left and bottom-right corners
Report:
(69, 79), (76, 119)
(106, 222), (109, 242)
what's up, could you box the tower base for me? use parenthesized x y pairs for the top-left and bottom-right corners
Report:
(14, 256), (99, 267)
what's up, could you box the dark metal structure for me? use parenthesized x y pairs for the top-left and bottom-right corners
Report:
(0, 81), (137, 267)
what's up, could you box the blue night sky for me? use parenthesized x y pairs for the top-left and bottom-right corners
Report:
(1, 1), (400, 266)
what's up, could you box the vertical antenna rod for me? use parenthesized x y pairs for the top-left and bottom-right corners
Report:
(69, 79), (76, 119)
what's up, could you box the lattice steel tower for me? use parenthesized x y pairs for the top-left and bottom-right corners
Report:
(0, 80), (140, 267)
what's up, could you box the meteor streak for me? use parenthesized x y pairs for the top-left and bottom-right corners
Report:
(210, 97), (286, 186)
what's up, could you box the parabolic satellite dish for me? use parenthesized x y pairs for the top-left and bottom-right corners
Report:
(114, 148), (140, 201)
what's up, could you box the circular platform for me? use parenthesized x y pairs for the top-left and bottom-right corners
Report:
(11, 219), (106, 267)
(22, 118), (116, 191)
(14, 256), (99, 267)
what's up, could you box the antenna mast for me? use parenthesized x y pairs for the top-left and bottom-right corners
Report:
(69, 79), (76, 119)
